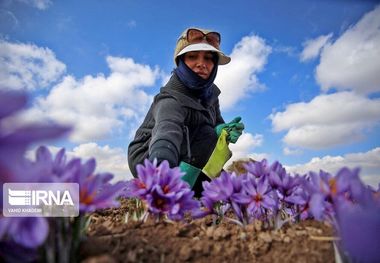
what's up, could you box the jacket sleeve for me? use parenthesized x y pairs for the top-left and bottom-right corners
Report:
(214, 98), (225, 126)
(148, 96), (186, 167)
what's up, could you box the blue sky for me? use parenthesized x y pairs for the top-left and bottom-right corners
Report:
(1, 0), (379, 186)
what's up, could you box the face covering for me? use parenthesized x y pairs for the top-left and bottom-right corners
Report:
(173, 54), (218, 103)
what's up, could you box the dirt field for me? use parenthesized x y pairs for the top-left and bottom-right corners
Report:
(80, 199), (335, 263)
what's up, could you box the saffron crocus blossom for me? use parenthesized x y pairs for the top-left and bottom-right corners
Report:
(199, 172), (247, 222)
(307, 170), (336, 220)
(202, 171), (235, 202)
(0, 92), (70, 208)
(286, 189), (312, 220)
(31, 146), (126, 213)
(308, 168), (360, 221)
(129, 159), (199, 221)
(0, 92), (70, 184)
(233, 175), (277, 220)
(0, 217), (49, 249)
(63, 158), (125, 213)
(33, 146), (68, 181)
(335, 189), (380, 263)
(269, 169), (300, 199)
(192, 195), (217, 219)
(31, 146), (82, 183)
(146, 186), (198, 221)
(120, 179), (136, 198)
(128, 159), (160, 198)
(284, 177), (313, 219)
(200, 171), (277, 225)
(153, 162), (199, 220)
(243, 159), (271, 178)
(0, 92), (69, 255)
(145, 187), (174, 215)
(168, 189), (199, 221)
(79, 172), (126, 213)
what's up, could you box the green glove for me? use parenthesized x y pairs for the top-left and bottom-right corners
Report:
(215, 116), (241, 137)
(179, 161), (201, 188)
(215, 117), (245, 144)
(180, 129), (233, 183)
(202, 129), (232, 179)
(227, 123), (244, 143)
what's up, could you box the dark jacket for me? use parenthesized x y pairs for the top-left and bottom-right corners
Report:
(128, 74), (224, 177)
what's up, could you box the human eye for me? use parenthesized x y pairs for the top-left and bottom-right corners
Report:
(204, 54), (213, 61)
(185, 52), (198, 60)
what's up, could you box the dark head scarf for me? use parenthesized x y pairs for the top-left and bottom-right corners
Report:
(173, 53), (218, 104)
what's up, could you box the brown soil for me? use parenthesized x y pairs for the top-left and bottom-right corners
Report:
(80, 199), (335, 263)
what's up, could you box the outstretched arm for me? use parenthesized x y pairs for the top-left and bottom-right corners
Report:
(149, 97), (186, 167)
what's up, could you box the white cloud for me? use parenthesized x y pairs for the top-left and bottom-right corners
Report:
(0, 40), (66, 91)
(225, 132), (267, 167)
(215, 35), (272, 110)
(16, 0), (52, 10)
(70, 143), (132, 182)
(23, 55), (159, 142)
(274, 45), (297, 57)
(272, 6), (380, 150)
(316, 5), (380, 94)
(270, 92), (380, 149)
(285, 147), (380, 187)
(27, 143), (132, 182)
(300, 33), (333, 62)
(283, 147), (302, 156)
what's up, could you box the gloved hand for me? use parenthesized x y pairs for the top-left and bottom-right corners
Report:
(180, 130), (232, 185)
(179, 161), (201, 188)
(202, 129), (232, 179)
(215, 116), (244, 144)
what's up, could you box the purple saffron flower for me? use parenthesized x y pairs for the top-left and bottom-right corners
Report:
(119, 179), (136, 198)
(0, 217), (48, 249)
(0, 92), (70, 183)
(26, 146), (69, 183)
(128, 159), (160, 198)
(169, 189), (199, 221)
(30, 146), (126, 213)
(192, 195), (215, 219)
(284, 177), (312, 219)
(308, 167), (361, 220)
(323, 169), (380, 262)
(0, 92), (69, 257)
(202, 171), (235, 202)
(270, 161), (287, 175)
(33, 146), (86, 184)
(198, 171), (271, 225)
(199, 172), (248, 221)
(129, 159), (199, 221)
(0, 91), (27, 119)
(312, 169), (352, 199)
(269, 170), (300, 199)
(335, 200), (380, 263)
(233, 175), (277, 219)
(306, 170), (334, 220)
(243, 159), (271, 178)
(155, 161), (189, 197)
(75, 162), (125, 212)
(145, 186), (174, 215)
(0, 92), (70, 209)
